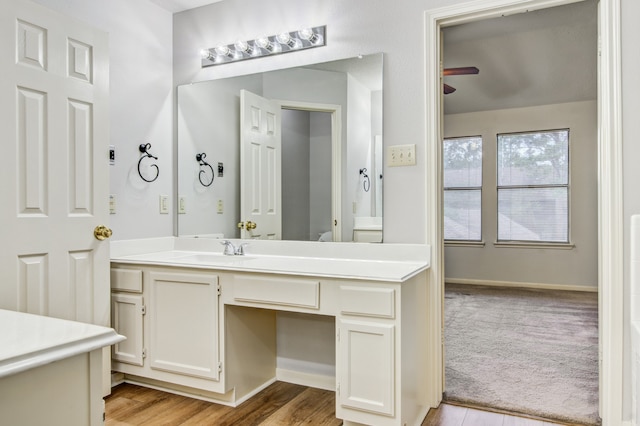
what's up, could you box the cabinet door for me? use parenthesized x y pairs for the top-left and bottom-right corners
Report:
(337, 319), (395, 416)
(111, 293), (144, 366)
(148, 271), (220, 381)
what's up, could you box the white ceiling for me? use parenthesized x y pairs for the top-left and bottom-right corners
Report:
(147, 0), (221, 13)
(443, 0), (597, 114)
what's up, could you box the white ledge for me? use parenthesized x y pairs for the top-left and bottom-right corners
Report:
(0, 310), (124, 379)
(111, 237), (430, 282)
(493, 241), (575, 250)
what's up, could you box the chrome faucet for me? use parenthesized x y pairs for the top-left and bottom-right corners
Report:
(220, 240), (248, 256)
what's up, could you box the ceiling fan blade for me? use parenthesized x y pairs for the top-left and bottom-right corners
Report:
(443, 66), (479, 76)
(443, 83), (456, 94)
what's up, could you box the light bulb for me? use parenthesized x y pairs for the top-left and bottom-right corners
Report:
(235, 40), (255, 56)
(256, 37), (273, 50)
(214, 45), (232, 57)
(276, 32), (302, 49)
(200, 49), (214, 61)
(298, 28), (323, 45)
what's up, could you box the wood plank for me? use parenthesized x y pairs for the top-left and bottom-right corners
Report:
(260, 387), (341, 426)
(198, 381), (307, 425)
(179, 401), (234, 425)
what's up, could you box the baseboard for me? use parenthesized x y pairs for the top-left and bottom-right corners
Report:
(276, 368), (335, 391)
(232, 377), (278, 406)
(111, 372), (125, 387)
(445, 278), (597, 292)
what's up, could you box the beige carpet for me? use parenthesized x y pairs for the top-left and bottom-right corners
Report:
(444, 284), (600, 425)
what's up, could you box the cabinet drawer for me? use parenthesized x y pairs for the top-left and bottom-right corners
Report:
(340, 286), (395, 318)
(233, 275), (320, 309)
(111, 268), (142, 293)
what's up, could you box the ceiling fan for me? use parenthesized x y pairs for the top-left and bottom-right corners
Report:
(443, 66), (479, 94)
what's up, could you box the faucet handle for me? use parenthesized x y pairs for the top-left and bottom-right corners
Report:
(235, 243), (248, 255)
(220, 240), (235, 255)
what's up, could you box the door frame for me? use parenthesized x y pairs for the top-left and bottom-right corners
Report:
(424, 0), (623, 424)
(276, 100), (343, 242)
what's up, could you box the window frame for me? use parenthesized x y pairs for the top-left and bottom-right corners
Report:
(495, 128), (571, 245)
(443, 135), (483, 243)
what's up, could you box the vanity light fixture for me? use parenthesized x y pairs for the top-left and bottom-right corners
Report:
(201, 25), (326, 67)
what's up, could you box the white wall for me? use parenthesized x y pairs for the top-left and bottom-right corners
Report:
(444, 101), (598, 289)
(31, 0), (175, 240)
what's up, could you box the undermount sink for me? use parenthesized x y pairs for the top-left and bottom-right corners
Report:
(174, 254), (256, 264)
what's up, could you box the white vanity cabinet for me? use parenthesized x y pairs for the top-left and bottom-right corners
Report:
(335, 278), (427, 426)
(110, 265), (225, 395)
(109, 239), (431, 425)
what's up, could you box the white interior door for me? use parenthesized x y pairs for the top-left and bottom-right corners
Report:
(0, 0), (110, 326)
(240, 89), (281, 240)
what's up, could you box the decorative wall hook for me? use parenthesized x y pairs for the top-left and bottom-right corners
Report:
(360, 168), (370, 192)
(138, 143), (159, 183)
(196, 153), (214, 187)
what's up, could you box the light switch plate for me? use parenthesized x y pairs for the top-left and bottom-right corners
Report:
(178, 197), (186, 214)
(387, 144), (416, 167)
(109, 194), (116, 214)
(159, 195), (169, 214)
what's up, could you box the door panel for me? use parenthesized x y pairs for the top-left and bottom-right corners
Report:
(112, 293), (144, 366)
(0, 1), (110, 326)
(148, 271), (220, 381)
(338, 319), (395, 416)
(240, 90), (281, 240)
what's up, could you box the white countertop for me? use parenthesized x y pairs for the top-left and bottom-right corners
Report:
(111, 238), (430, 282)
(0, 310), (124, 379)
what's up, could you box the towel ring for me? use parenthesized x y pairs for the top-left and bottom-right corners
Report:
(138, 143), (159, 183)
(196, 153), (214, 187)
(360, 168), (370, 192)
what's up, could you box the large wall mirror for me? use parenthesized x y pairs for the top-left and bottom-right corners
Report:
(177, 53), (383, 242)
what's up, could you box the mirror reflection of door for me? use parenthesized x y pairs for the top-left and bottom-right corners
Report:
(281, 109), (333, 242)
(240, 89), (281, 240)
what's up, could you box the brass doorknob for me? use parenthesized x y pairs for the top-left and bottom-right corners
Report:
(94, 225), (113, 241)
(246, 221), (257, 230)
(237, 221), (245, 229)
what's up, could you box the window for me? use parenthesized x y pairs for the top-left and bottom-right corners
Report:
(497, 129), (569, 243)
(443, 136), (482, 241)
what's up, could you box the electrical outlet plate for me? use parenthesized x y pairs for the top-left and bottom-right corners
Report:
(217, 199), (224, 214)
(387, 144), (416, 167)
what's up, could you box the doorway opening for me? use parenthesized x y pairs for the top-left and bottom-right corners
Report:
(278, 101), (343, 242)
(424, 0), (623, 425)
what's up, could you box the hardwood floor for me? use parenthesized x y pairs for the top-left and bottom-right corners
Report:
(106, 382), (571, 426)
(105, 382), (341, 426)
